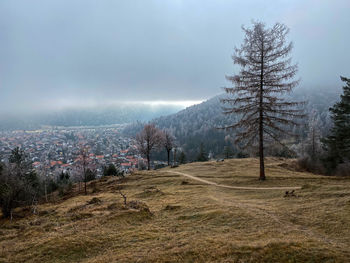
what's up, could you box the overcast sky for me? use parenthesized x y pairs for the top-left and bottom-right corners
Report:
(0, 0), (349, 114)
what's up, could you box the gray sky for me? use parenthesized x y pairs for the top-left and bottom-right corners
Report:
(0, 0), (349, 114)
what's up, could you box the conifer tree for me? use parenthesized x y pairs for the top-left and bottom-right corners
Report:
(197, 143), (208, 162)
(178, 151), (187, 164)
(222, 22), (304, 180)
(322, 76), (350, 172)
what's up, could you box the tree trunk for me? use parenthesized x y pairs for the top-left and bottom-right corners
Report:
(167, 150), (170, 166)
(147, 154), (150, 170)
(312, 128), (315, 160)
(173, 148), (177, 166)
(259, 45), (266, 181)
(44, 180), (48, 202)
(2, 207), (11, 219)
(259, 108), (265, 180)
(84, 167), (87, 195)
(2, 200), (12, 219)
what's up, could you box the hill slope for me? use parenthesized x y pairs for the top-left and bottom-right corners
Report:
(124, 89), (341, 159)
(1, 158), (350, 262)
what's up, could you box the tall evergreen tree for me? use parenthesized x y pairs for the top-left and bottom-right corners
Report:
(178, 151), (187, 164)
(221, 22), (304, 180)
(322, 76), (350, 172)
(197, 143), (208, 162)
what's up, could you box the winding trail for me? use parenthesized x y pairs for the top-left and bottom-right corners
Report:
(165, 170), (350, 251)
(166, 170), (302, 190)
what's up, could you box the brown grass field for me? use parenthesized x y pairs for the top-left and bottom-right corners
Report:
(1, 158), (350, 263)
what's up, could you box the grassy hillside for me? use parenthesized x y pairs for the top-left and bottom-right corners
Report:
(1, 158), (350, 262)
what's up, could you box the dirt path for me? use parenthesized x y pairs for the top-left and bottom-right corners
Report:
(166, 170), (302, 190)
(167, 170), (349, 251)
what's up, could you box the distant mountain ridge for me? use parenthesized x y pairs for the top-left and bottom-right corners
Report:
(0, 104), (184, 131)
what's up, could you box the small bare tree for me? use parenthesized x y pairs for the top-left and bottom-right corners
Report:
(79, 147), (88, 195)
(221, 22), (304, 180)
(136, 124), (163, 170)
(119, 189), (127, 205)
(305, 109), (321, 160)
(162, 129), (175, 166)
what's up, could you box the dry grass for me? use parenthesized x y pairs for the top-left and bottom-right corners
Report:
(1, 157), (350, 262)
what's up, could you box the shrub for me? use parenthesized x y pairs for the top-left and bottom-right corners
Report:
(85, 169), (97, 182)
(58, 181), (73, 197)
(297, 157), (326, 174)
(335, 162), (350, 176)
(103, 164), (124, 176)
(236, 151), (249, 158)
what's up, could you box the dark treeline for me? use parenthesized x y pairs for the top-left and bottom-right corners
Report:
(0, 147), (124, 219)
(299, 77), (350, 176)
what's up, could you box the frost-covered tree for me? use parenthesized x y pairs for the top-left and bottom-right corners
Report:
(305, 110), (322, 160)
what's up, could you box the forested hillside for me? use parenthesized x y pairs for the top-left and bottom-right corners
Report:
(123, 88), (341, 160)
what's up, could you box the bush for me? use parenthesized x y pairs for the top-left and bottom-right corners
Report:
(267, 144), (297, 158)
(335, 162), (350, 176)
(59, 171), (70, 182)
(58, 181), (73, 197)
(297, 157), (326, 174)
(85, 169), (97, 182)
(154, 163), (166, 170)
(103, 164), (124, 176)
(47, 178), (59, 193)
(236, 151), (249, 158)
(299, 155), (350, 176)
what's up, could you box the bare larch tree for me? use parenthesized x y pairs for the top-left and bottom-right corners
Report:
(162, 129), (175, 166)
(221, 22), (304, 180)
(136, 124), (163, 170)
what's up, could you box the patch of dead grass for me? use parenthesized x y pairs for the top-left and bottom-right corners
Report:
(1, 158), (350, 262)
